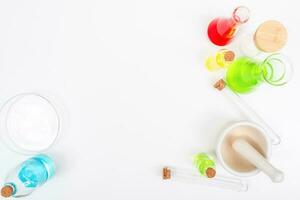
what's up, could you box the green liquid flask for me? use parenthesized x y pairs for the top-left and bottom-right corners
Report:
(226, 54), (292, 93)
(193, 153), (216, 178)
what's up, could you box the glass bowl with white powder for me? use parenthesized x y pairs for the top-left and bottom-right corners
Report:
(0, 93), (61, 154)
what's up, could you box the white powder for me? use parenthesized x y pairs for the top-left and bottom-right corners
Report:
(5, 94), (59, 152)
(220, 125), (268, 173)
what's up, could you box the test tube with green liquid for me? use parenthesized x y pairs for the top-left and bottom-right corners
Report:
(193, 153), (216, 178)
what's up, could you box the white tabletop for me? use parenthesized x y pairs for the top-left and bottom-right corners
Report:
(0, 0), (299, 199)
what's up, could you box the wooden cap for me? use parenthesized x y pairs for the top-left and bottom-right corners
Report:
(254, 20), (287, 52)
(1, 185), (14, 198)
(206, 167), (216, 178)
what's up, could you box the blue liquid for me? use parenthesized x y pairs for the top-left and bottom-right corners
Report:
(18, 155), (55, 188)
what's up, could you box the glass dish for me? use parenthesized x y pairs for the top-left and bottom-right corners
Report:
(0, 93), (61, 154)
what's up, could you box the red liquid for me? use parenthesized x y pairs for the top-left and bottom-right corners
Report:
(207, 18), (237, 46)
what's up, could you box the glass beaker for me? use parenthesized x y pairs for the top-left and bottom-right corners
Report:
(226, 54), (293, 93)
(207, 6), (250, 46)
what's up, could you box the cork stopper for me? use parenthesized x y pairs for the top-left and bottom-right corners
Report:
(1, 185), (14, 198)
(224, 51), (235, 62)
(214, 79), (226, 91)
(162, 167), (171, 180)
(206, 167), (216, 178)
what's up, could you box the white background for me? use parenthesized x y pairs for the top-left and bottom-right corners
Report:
(0, 0), (299, 199)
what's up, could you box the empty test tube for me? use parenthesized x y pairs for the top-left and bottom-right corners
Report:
(162, 166), (248, 192)
(214, 79), (281, 145)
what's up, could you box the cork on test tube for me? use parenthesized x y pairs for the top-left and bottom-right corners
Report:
(214, 79), (281, 145)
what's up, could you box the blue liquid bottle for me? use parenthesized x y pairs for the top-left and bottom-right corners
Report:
(1, 154), (55, 198)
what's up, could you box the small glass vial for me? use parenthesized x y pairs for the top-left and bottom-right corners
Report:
(205, 49), (235, 71)
(193, 153), (216, 178)
(1, 154), (55, 198)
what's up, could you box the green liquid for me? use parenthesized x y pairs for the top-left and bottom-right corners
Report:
(193, 153), (215, 176)
(226, 57), (264, 93)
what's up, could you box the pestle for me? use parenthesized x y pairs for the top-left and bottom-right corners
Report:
(232, 138), (284, 182)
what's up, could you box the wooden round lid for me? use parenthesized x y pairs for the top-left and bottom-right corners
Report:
(254, 20), (287, 52)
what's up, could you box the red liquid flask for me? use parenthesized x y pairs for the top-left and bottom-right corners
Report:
(207, 6), (250, 46)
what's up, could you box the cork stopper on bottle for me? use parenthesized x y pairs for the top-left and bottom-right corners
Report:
(206, 167), (216, 178)
(1, 185), (14, 198)
(224, 50), (235, 62)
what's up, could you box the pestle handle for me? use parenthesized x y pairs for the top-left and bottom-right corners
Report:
(232, 139), (284, 183)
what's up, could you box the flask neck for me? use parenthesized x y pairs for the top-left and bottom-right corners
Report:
(232, 6), (250, 25)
